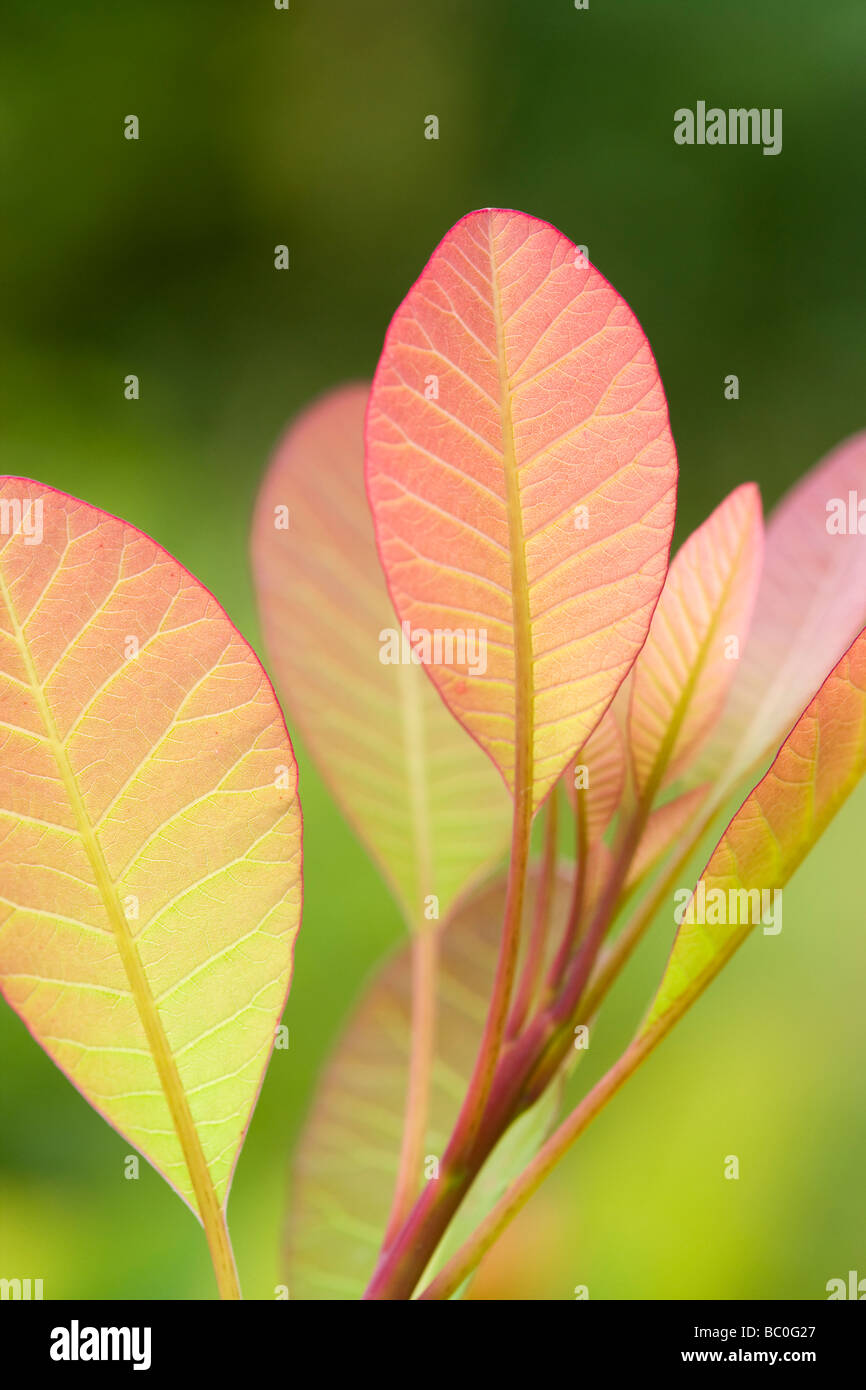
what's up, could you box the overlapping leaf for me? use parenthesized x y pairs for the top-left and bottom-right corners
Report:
(285, 866), (573, 1299)
(0, 479), (301, 1216)
(565, 707), (625, 844)
(696, 430), (866, 795)
(252, 384), (510, 929)
(624, 784), (710, 895)
(627, 482), (763, 795)
(365, 208), (678, 810)
(640, 623), (866, 1042)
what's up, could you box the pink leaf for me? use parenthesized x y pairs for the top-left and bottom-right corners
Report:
(696, 430), (866, 794)
(251, 384), (511, 930)
(627, 482), (763, 795)
(365, 209), (678, 811)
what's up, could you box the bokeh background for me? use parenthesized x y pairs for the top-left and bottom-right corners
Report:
(2, 0), (865, 1299)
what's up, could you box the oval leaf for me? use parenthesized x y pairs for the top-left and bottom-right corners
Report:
(285, 865), (572, 1299)
(365, 208), (678, 811)
(251, 384), (510, 929)
(0, 479), (302, 1217)
(640, 624), (866, 1042)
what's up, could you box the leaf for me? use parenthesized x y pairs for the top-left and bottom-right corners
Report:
(365, 208), (678, 811)
(565, 707), (625, 843)
(285, 864), (573, 1299)
(627, 482), (763, 795)
(0, 478), (302, 1219)
(696, 430), (866, 795)
(639, 624), (866, 1042)
(624, 784), (711, 895)
(252, 384), (510, 930)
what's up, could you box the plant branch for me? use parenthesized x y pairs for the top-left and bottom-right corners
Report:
(545, 777), (588, 994)
(507, 789), (559, 1038)
(417, 1019), (669, 1301)
(417, 799), (723, 1297)
(363, 775), (533, 1298)
(580, 803), (715, 1020)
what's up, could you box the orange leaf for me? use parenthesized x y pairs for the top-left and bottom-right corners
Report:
(366, 209), (678, 811)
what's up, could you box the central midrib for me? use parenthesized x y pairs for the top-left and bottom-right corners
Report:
(488, 221), (534, 807)
(398, 658), (434, 923)
(0, 559), (220, 1226)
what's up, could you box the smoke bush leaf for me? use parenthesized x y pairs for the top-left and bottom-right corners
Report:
(284, 866), (572, 1299)
(640, 624), (866, 1043)
(627, 482), (763, 795)
(365, 208), (677, 811)
(565, 706), (625, 844)
(251, 384), (510, 930)
(696, 430), (866, 797)
(624, 784), (711, 895)
(0, 479), (302, 1220)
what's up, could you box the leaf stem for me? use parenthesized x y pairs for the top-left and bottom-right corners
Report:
(417, 1022), (665, 1301)
(580, 804), (715, 1020)
(204, 1209), (242, 1301)
(545, 779), (588, 993)
(363, 774), (533, 1299)
(507, 790), (558, 1038)
(417, 802), (722, 1299)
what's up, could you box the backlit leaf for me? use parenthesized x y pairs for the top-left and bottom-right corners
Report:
(624, 784), (711, 895)
(696, 431), (866, 795)
(285, 865), (572, 1299)
(365, 208), (678, 810)
(565, 707), (625, 843)
(640, 624), (866, 1041)
(0, 479), (302, 1217)
(251, 384), (510, 930)
(627, 483), (762, 795)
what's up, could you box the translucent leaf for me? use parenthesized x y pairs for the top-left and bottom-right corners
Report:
(366, 208), (677, 810)
(252, 384), (510, 929)
(0, 479), (301, 1219)
(640, 624), (866, 1042)
(628, 482), (762, 793)
(696, 431), (866, 796)
(285, 865), (573, 1299)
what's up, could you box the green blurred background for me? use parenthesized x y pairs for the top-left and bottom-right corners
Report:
(1, 0), (864, 1299)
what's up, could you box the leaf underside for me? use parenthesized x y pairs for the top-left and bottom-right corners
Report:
(0, 479), (302, 1215)
(366, 208), (678, 810)
(285, 864), (572, 1299)
(641, 624), (866, 1041)
(252, 384), (510, 930)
